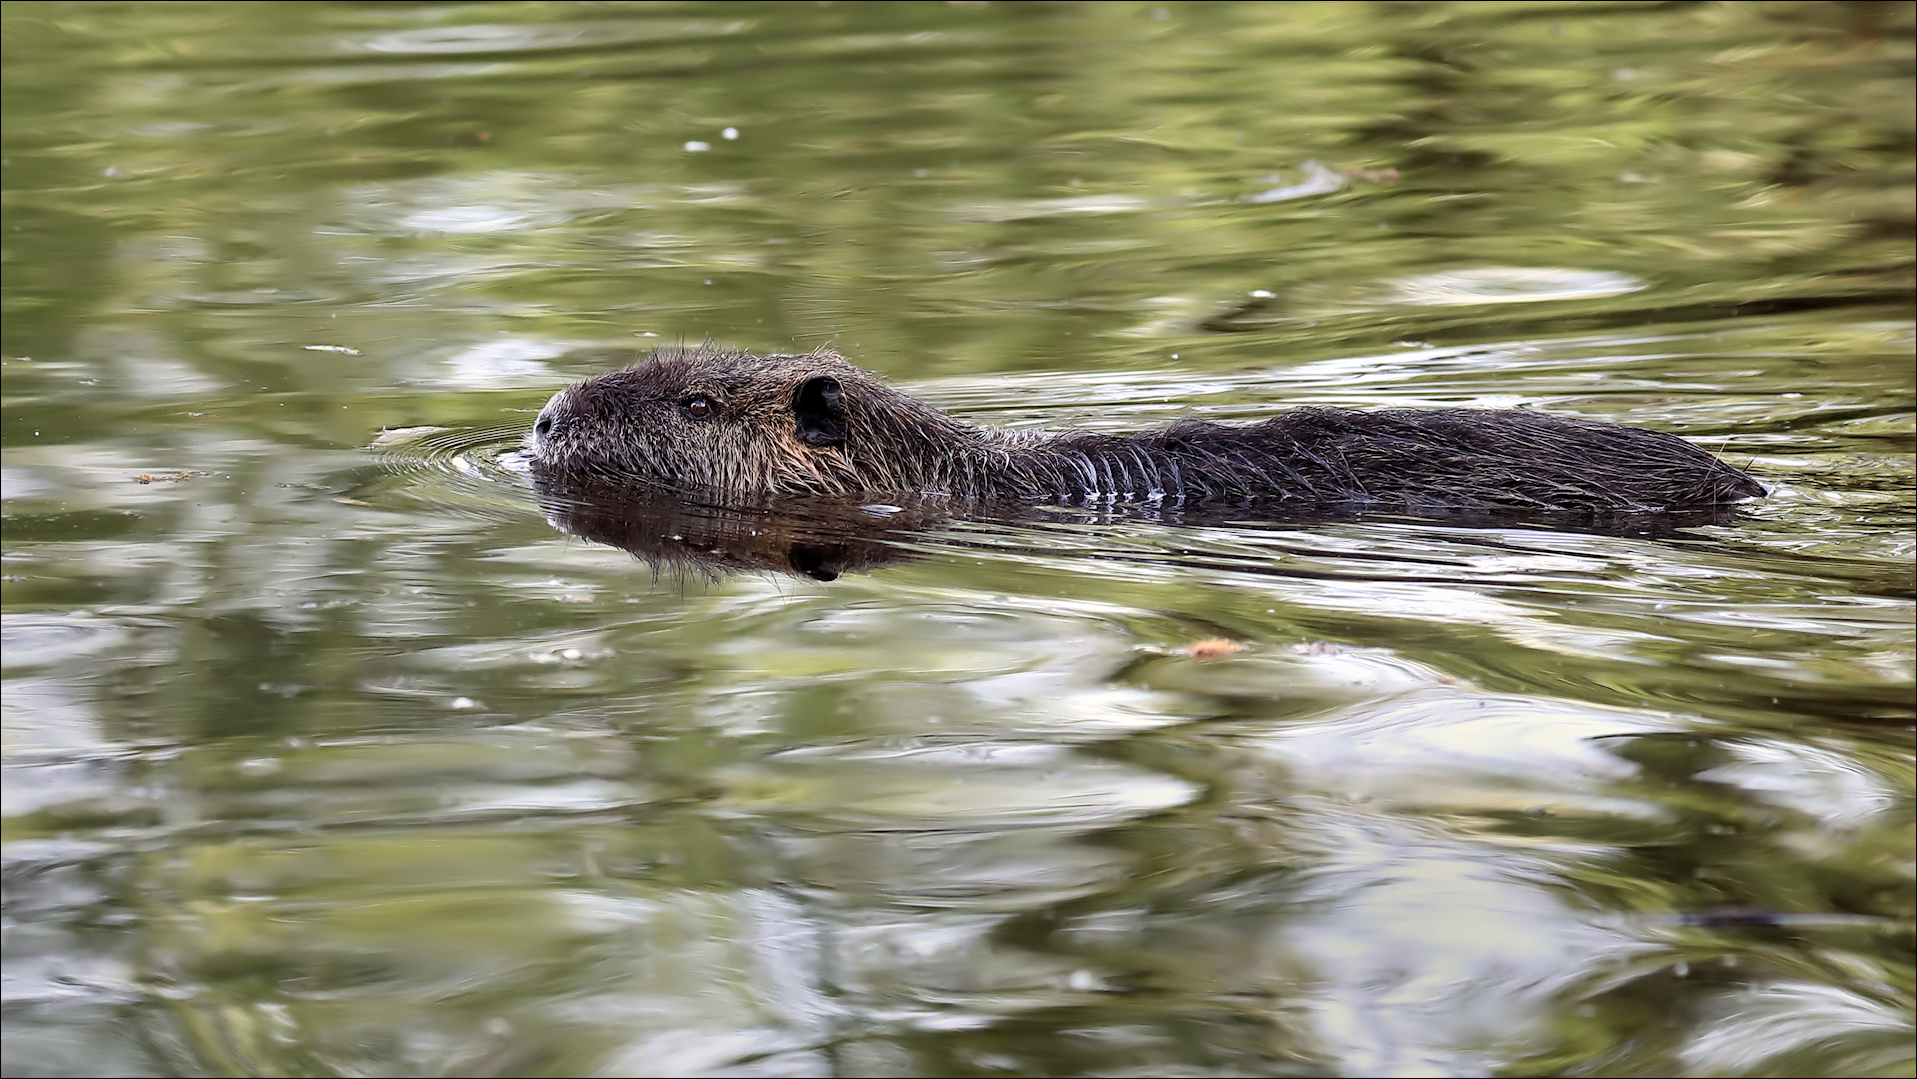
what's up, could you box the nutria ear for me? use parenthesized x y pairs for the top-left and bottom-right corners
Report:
(793, 375), (848, 447)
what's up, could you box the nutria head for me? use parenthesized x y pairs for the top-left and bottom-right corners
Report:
(530, 345), (979, 496)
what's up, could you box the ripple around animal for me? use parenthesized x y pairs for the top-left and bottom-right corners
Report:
(361, 423), (541, 521)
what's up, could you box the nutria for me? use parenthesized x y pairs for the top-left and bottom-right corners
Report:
(529, 345), (1764, 513)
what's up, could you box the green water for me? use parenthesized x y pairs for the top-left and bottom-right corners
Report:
(3, 2), (1912, 1076)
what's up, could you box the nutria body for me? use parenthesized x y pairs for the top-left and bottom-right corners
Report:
(530, 346), (1764, 513)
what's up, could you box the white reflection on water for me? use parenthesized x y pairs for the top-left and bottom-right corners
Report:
(1246, 689), (1665, 815)
(726, 745), (1200, 832)
(339, 173), (752, 239)
(1239, 693), (1662, 1073)
(1698, 740), (1899, 829)
(428, 336), (572, 387)
(557, 888), (836, 1078)
(354, 18), (752, 59)
(364, 24), (590, 56)
(953, 194), (1158, 223)
(1681, 982), (1915, 1076)
(1386, 267), (1646, 307)
(396, 202), (552, 235)
(1243, 160), (1347, 204)
(1284, 822), (1648, 1078)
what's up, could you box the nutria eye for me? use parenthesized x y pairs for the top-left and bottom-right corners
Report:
(684, 396), (715, 420)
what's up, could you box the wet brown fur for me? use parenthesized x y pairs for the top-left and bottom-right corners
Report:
(530, 345), (1766, 513)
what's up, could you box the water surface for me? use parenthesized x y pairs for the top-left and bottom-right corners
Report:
(3, 2), (1912, 1077)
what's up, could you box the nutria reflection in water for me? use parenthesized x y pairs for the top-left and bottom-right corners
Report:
(532, 473), (926, 582)
(530, 345), (1764, 513)
(533, 471), (1749, 583)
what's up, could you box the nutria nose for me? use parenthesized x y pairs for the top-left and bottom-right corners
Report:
(531, 390), (565, 448)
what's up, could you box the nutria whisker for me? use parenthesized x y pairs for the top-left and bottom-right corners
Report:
(528, 345), (1766, 515)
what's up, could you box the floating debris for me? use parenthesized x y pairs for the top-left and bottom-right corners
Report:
(1180, 638), (1247, 661)
(134, 470), (202, 484)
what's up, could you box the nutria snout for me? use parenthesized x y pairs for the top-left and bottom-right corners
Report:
(530, 345), (1765, 513)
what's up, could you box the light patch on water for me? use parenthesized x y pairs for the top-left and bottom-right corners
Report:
(1, 678), (114, 760)
(1283, 821), (1652, 1077)
(107, 353), (229, 398)
(1, 466), (53, 501)
(953, 194), (1157, 223)
(1698, 740), (1901, 829)
(1387, 267), (1646, 306)
(397, 203), (549, 235)
(425, 337), (571, 387)
(1242, 159), (1346, 203)
(0, 614), (130, 673)
(551, 888), (836, 1075)
(351, 17), (753, 60)
(721, 749), (1201, 831)
(1679, 982), (1915, 1076)
(339, 172), (752, 241)
(364, 23), (586, 55)
(1244, 688), (1670, 818)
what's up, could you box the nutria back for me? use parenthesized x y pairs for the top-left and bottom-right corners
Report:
(530, 345), (1765, 514)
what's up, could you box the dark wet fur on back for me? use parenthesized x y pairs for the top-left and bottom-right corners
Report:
(530, 345), (1764, 514)
(1066, 407), (1765, 511)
